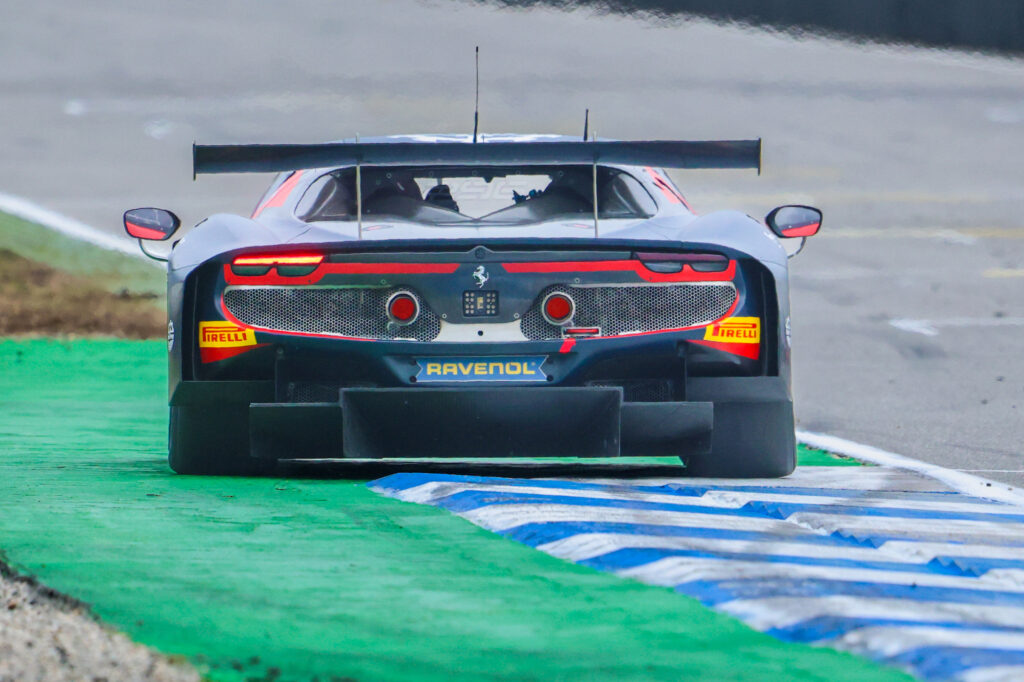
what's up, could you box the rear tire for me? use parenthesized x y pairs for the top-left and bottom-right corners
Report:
(168, 405), (269, 476)
(683, 388), (796, 479)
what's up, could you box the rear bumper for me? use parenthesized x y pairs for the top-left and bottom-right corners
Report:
(248, 388), (711, 459)
(171, 377), (791, 462)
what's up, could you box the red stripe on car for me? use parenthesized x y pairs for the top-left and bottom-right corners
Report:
(251, 171), (304, 219)
(553, 297), (739, 342)
(780, 222), (820, 237)
(125, 222), (168, 240)
(644, 166), (691, 209)
(199, 344), (270, 363)
(689, 338), (761, 360)
(224, 262), (461, 286)
(501, 260), (736, 283)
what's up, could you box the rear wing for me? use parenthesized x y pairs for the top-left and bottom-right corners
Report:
(192, 139), (761, 178)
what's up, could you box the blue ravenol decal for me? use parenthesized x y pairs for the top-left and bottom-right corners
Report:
(415, 356), (548, 383)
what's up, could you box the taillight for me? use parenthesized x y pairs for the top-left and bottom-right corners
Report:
(233, 254), (324, 266)
(542, 292), (574, 325)
(635, 252), (729, 273)
(231, 253), (324, 277)
(387, 292), (419, 325)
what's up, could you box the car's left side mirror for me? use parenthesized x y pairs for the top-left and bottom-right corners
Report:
(765, 205), (822, 239)
(124, 208), (180, 241)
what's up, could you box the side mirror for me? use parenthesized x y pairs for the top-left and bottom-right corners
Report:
(124, 208), (180, 241)
(765, 205), (822, 239)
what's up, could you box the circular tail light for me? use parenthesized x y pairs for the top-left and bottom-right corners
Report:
(542, 292), (574, 325)
(387, 292), (419, 325)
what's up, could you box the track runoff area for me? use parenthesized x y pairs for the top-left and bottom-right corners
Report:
(2, 340), (1022, 681)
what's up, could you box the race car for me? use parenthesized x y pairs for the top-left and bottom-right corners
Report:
(124, 134), (821, 477)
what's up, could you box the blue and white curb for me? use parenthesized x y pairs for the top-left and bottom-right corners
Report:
(370, 464), (1024, 681)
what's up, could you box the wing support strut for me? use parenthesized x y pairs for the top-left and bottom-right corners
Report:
(355, 133), (363, 240)
(355, 161), (362, 240)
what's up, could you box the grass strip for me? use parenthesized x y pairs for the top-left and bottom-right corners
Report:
(0, 338), (906, 681)
(0, 210), (164, 298)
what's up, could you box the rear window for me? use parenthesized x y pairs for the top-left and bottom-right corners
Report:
(295, 165), (658, 225)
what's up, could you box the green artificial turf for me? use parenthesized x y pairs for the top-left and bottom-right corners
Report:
(797, 443), (864, 466)
(0, 339), (906, 682)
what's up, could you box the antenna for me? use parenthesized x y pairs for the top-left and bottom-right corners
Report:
(355, 132), (362, 239)
(582, 109), (589, 141)
(591, 124), (599, 238)
(473, 46), (480, 143)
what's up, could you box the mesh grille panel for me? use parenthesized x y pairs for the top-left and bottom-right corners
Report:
(289, 382), (339, 403)
(223, 286), (441, 341)
(521, 283), (737, 340)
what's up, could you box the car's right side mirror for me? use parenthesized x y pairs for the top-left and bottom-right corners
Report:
(765, 205), (822, 239)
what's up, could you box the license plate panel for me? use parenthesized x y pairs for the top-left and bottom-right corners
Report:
(415, 356), (548, 383)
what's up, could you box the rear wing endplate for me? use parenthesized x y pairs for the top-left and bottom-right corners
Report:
(192, 139), (761, 177)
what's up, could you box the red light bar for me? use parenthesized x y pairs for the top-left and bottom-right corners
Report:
(564, 328), (600, 336)
(233, 254), (324, 266)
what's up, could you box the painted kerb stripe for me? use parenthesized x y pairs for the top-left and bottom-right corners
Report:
(371, 460), (1024, 681)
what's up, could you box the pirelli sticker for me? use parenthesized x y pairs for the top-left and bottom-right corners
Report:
(198, 321), (262, 363)
(703, 317), (760, 344)
(694, 317), (761, 360)
(415, 356), (548, 383)
(199, 321), (257, 348)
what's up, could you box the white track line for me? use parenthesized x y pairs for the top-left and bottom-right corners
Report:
(0, 191), (157, 264)
(395, 480), (1014, 514)
(619, 557), (1024, 592)
(890, 317), (1024, 336)
(962, 666), (1024, 682)
(459, 503), (809, 534)
(798, 430), (1024, 508)
(537, 533), (914, 564)
(537, 533), (1024, 565)
(722, 596), (1024, 631)
(836, 626), (1024, 657)
(577, 468), (946, 491)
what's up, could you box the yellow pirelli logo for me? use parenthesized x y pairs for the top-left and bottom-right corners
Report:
(198, 321), (257, 348)
(704, 317), (760, 344)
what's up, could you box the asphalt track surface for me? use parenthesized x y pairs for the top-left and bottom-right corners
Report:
(1, 0), (1023, 483)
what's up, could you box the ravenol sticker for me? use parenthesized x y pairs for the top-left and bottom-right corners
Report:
(199, 321), (257, 348)
(704, 317), (760, 344)
(416, 356), (548, 383)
